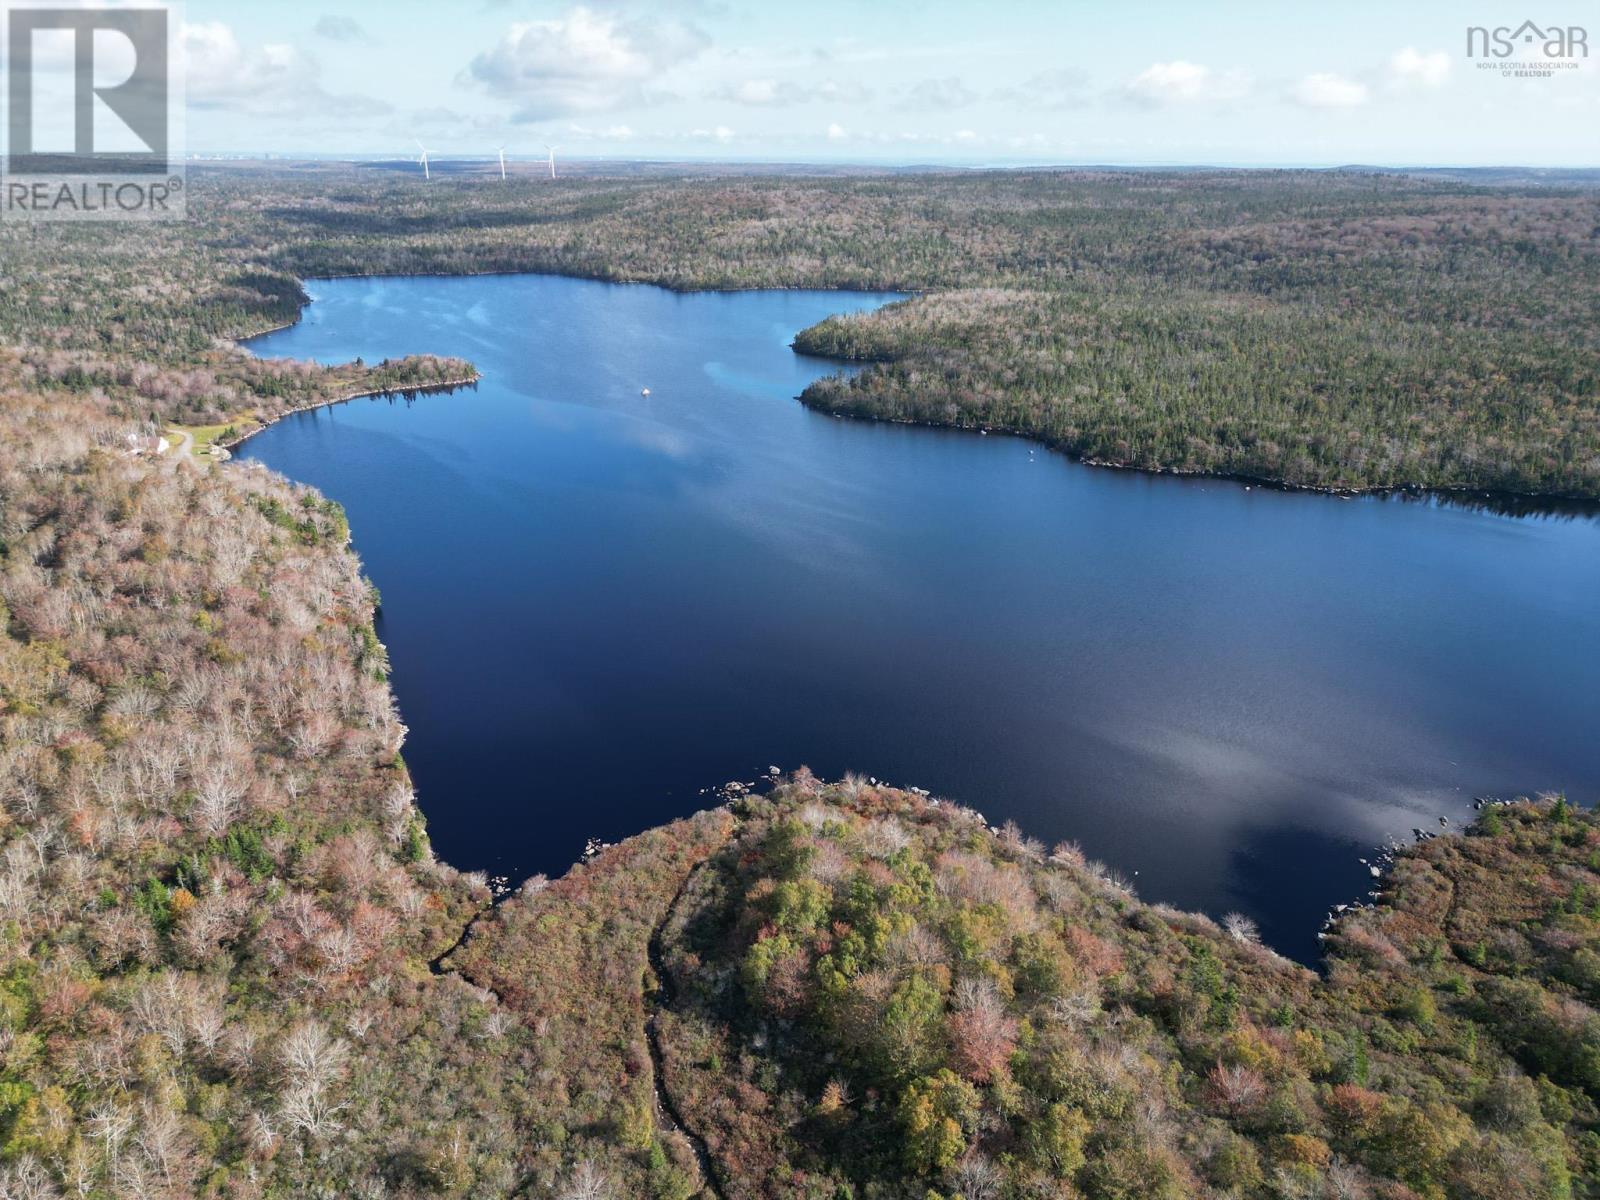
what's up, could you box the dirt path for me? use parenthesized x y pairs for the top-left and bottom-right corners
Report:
(428, 901), (495, 977)
(646, 862), (728, 1200)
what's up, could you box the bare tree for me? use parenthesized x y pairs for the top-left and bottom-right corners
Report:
(1223, 912), (1261, 945)
(1325, 1160), (1371, 1200)
(279, 1081), (347, 1140)
(277, 1020), (350, 1140)
(244, 1111), (278, 1159)
(477, 1009), (514, 1041)
(1049, 986), (1102, 1028)
(860, 816), (910, 859)
(87, 1104), (135, 1160)
(280, 1018), (348, 1087)
(193, 764), (245, 836)
(315, 924), (362, 981)
(1205, 1061), (1268, 1118)
(135, 1099), (191, 1192)
(951, 1155), (1002, 1200)
(0, 1155), (62, 1200)
(289, 710), (340, 761)
(187, 993), (226, 1056)
(128, 975), (188, 1057)
(557, 1161), (612, 1200)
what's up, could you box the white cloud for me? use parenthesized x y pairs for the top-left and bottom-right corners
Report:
(313, 15), (370, 44)
(688, 125), (735, 144)
(826, 122), (847, 140)
(182, 21), (390, 117)
(817, 79), (873, 104)
(712, 77), (873, 108)
(183, 22), (307, 107)
(899, 76), (978, 111)
(464, 7), (708, 122)
(718, 78), (807, 107)
(1123, 61), (1250, 107)
(1007, 68), (1090, 111)
(1388, 47), (1450, 89)
(1291, 72), (1369, 109)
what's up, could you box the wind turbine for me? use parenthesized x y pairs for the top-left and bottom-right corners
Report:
(544, 144), (558, 179)
(415, 140), (430, 181)
(496, 146), (507, 181)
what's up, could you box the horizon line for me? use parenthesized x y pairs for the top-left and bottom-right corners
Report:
(186, 153), (1600, 172)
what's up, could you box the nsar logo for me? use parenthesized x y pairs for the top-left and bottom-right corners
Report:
(1466, 20), (1589, 79)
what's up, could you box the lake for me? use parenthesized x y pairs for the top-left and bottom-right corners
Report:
(241, 274), (1600, 961)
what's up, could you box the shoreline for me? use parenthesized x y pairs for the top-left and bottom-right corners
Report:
(212, 373), (482, 453)
(795, 400), (1600, 516)
(279, 266), (922, 300)
(230, 268), (1596, 514)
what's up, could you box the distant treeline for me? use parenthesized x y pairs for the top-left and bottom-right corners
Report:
(7, 166), (1594, 495)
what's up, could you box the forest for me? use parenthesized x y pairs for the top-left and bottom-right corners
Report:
(633, 779), (1600, 1199)
(0, 165), (1595, 1197)
(3, 166), (1598, 495)
(239, 168), (1597, 496)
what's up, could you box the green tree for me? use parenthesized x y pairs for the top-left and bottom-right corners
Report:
(1025, 1102), (1090, 1177)
(899, 1070), (980, 1174)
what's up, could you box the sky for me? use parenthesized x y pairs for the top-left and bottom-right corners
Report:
(166, 0), (1599, 165)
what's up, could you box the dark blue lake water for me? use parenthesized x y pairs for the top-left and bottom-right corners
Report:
(242, 274), (1600, 961)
